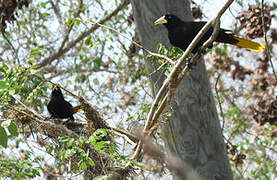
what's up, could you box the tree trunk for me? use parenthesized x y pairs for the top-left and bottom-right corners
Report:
(131, 0), (233, 179)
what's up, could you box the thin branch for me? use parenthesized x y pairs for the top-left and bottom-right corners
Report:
(36, 0), (130, 69)
(89, 21), (175, 65)
(261, 0), (277, 84)
(147, 62), (167, 77)
(131, 0), (234, 160)
(109, 128), (137, 146)
(214, 74), (225, 133)
(57, 0), (84, 54)
(1, 32), (19, 63)
(4, 104), (44, 123)
(49, 0), (66, 33)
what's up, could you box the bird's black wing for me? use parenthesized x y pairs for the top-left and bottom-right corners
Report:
(47, 100), (60, 118)
(168, 21), (209, 52)
(193, 22), (238, 45)
(183, 22), (238, 52)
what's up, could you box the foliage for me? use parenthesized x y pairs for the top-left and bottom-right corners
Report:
(0, 120), (18, 148)
(0, 151), (42, 179)
(57, 129), (115, 172)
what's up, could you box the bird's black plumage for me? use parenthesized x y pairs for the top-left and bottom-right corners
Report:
(47, 86), (80, 121)
(154, 14), (264, 53)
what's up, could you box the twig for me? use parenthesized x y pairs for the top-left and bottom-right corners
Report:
(131, 0), (234, 160)
(89, 21), (175, 65)
(36, 0), (130, 69)
(49, 0), (66, 33)
(109, 128), (137, 146)
(147, 62), (167, 77)
(4, 104), (44, 123)
(1, 32), (19, 63)
(214, 74), (225, 133)
(57, 0), (83, 54)
(261, 0), (277, 84)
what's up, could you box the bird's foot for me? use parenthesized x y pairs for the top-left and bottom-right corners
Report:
(185, 60), (193, 70)
(186, 49), (207, 70)
(185, 57), (197, 70)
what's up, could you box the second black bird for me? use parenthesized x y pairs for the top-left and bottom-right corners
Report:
(47, 85), (81, 122)
(154, 14), (264, 53)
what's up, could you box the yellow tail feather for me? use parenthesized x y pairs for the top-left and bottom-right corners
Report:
(73, 105), (82, 113)
(233, 37), (265, 52)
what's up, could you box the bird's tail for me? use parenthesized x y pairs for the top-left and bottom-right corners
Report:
(233, 37), (265, 52)
(72, 105), (82, 113)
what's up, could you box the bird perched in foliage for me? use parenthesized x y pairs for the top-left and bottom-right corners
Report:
(47, 85), (81, 122)
(154, 14), (265, 53)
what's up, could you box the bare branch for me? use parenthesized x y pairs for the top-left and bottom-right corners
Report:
(57, 0), (83, 54)
(49, 0), (66, 33)
(36, 0), (130, 69)
(214, 74), (226, 133)
(90, 21), (175, 65)
(261, 0), (277, 84)
(1, 31), (19, 63)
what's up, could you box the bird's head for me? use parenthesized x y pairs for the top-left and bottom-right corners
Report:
(51, 85), (64, 99)
(154, 14), (182, 29)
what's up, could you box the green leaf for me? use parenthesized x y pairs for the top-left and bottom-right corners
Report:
(93, 78), (99, 85)
(91, 40), (100, 49)
(75, 18), (81, 25)
(28, 59), (35, 65)
(30, 47), (43, 53)
(95, 129), (107, 137)
(64, 149), (72, 159)
(93, 57), (103, 70)
(0, 81), (8, 89)
(8, 121), (18, 137)
(66, 138), (74, 147)
(133, 162), (143, 168)
(80, 161), (87, 170)
(40, 2), (48, 8)
(58, 135), (71, 142)
(65, 18), (74, 26)
(85, 36), (92, 46)
(0, 126), (8, 148)
(87, 157), (95, 167)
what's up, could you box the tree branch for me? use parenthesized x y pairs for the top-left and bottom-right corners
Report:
(89, 21), (175, 65)
(49, 0), (66, 33)
(261, 0), (277, 84)
(36, 0), (130, 69)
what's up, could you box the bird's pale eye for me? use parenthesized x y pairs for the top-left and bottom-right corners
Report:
(167, 16), (172, 19)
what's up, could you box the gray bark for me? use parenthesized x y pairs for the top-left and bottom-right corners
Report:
(131, 0), (233, 179)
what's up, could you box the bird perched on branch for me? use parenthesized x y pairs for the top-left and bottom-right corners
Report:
(47, 85), (81, 122)
(154, 14), (265, 53)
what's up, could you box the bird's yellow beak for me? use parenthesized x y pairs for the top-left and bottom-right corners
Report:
(53, 85), (59, 90)
(154, 16), (167, 25)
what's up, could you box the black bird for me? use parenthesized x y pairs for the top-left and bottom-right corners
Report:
(154, 14), (264, 53)
(47, 86), (81, 122)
